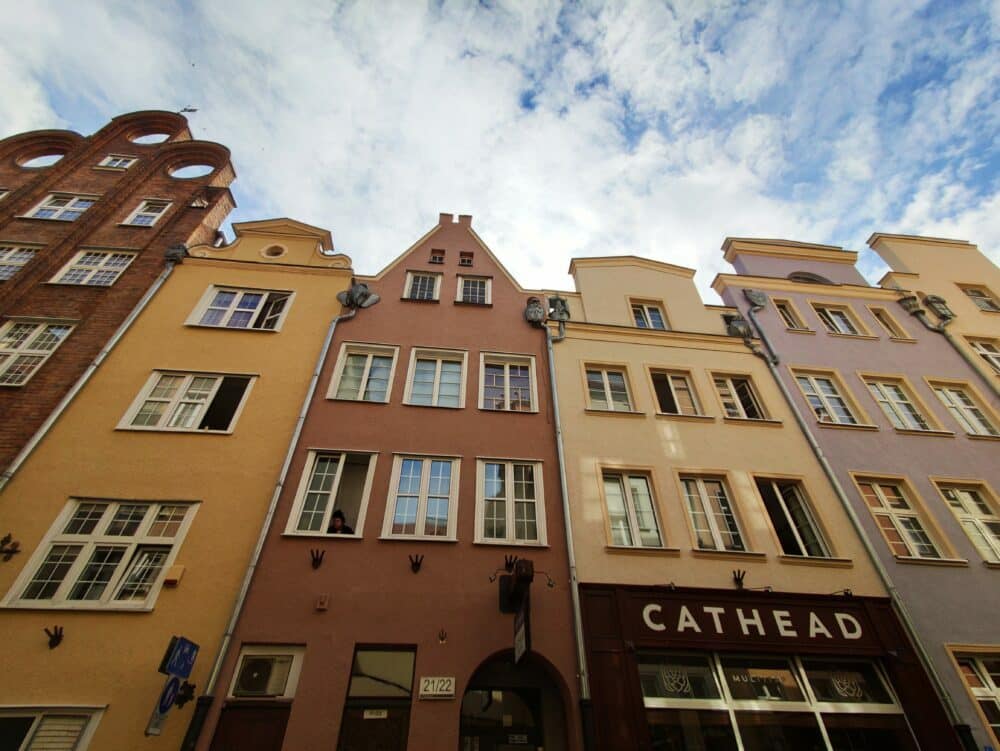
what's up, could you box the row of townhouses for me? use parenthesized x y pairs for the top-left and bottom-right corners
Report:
(1, 111), (998, 751)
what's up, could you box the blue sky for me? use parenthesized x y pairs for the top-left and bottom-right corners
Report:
(1, 0), (997, 299)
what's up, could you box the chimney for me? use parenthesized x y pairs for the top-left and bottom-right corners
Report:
(438, 212), (455, 226)
(457, 214), (472, 227)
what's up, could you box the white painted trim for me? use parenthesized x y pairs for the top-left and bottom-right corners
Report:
(117, 370), (256, 433)
(402, 346), (468, 408)
(185, 284), (296, 332)
(474, 459), (547, 545)
(478, 352), (538, 412)
(381, 455), (461, 540)
(284, 450), (377, 536)
(326, 342), (400, 402)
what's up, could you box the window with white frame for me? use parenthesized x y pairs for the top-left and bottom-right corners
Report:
(970, 339), (1000, 374)
(955, 655), (1000, 742)
(51, 250), (135, 286)
(774, 300), (808, 330)
(863, 378), (931, 431)
(586, 366), (632, 411)
(0, 711), (99, 750)
(124, 199), (171, 226)
(631, 301), (668, 330)
(404, 271), (440, 301)
(856, 479), (941, 559)
(429, 249), (445, 264)
(457, 276), (491, 304)
(960, 285), (1000, 313)
(794, 373), (859, 425)
(191, 286), (292, 330)
(230, 646), (305, 699)
(478, 460), (545, 544)
(937, 483), (1000, 563)
(289, 451), (374, 535)
(98, 154), (137, 169)
(10, 500), (193, 608)
(405, 349), (465, 408)
(603, 472), (662, 548)
(870, 307), (908, 338)
(682, 476), (746, 552)
(755, 478), (830, 557)
(932, 384), (998, 436)
(813, 304), (863, 335)
(713, 375), (766, 419)
(0, 320), (73, 386)
(0, 245), (36, 280)
(651, 371), (700, 416)
(383, 456), (459, 539)
(481, 354), (535, 412)
(122, 371), (253, 432)
(27, 193), (97, 221)
(329, 344), (397, 402)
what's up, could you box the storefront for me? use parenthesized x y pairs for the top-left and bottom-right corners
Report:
(580, 584), (961, 751)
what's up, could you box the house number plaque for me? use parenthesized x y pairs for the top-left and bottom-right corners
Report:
(418, 676), (456, 699)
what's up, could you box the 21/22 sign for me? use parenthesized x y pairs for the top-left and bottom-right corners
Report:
(418, 676), (455, 699)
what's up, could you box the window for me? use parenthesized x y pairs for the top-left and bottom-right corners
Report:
(429, 249), (445, 264)
(932, 384), (998, 436)
(682, 476), (745, 552)
(0, 711), (98, 750)
(651, 371), (700, 416)
(230, 646), (305, 699)
(27, 193), (96, 221)
(586, 367), (632, 411)
(813, 305), (862, 335)
(970, 339), (1000, 374)
(755, 478), (830, 557)
(774, 300), (808, 330)
(10, 500), (193, 608)
(863, 378), (931, 431)
(329, 344), (397, 402)
(481, 354), (536, 411)
(713, 375), (766, 420)
(98, 154), (136, 169)
(289, 452), (375, 535)
(0, 245), (36, 280)
(955, 655), (1000, 742)
(937, 484), (1000, 563)
(869, 307), (908, 338)
(383, 456), (459, 539)
(404, 271), (441, 300)
(603, 472), (662, 548)
(0, 320), (73, 386)
(856, 479), (940, 559)
(960, 285), (1000, 313)
(339, 647), (416, 741)
(631, 301), (668, 330)
(459, 251), (474, 267)
(122, 371), (253, 432)
(51, 250), (135, 286)
(457, 275), (491, 304)
(404, 349), (466, 408)
(191, 286), (292, 330)
(477, 460), (546, 544)
(794, 373), (858, 425)
(124, 199), (171, 226)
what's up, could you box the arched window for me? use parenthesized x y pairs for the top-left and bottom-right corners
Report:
(788, 271), (833, 285)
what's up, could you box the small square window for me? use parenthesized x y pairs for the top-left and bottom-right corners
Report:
(51, 250), (135, 286)
(459, 252), (474, 267)
(457, 276), (490, 304)
(631, 301), (669, 330)
(429, 250), (445, 264)
(98, 154), (137, 169)
(404, 271), (441, 301)
(124, 199), (171, 227)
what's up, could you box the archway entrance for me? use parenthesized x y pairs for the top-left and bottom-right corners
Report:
(459, 651), (568, 751)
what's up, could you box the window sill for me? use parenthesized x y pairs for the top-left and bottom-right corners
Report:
(2, 602), (154, 612)
(378, 535), (458, 543)
(282, 532), (363, 540)
(43, 281), (115, 289)
(185, 323), (281, 333)
(888, 337), (918, 344)
(117, 223), (158, 228)
(115, 426), (235, 435)
(654, 413), (715, 423)
(690, 549), (766, 562)
(778, 555), (854, 568)
(966, 433), (1000, 442)
(477, 407), (540, 415)
(454, 300), (493, 308)
(326, 397), (389, 405)
(893, 556), (969, 568)
(93, 165), (129, 172)
(584, 408), (645, 417)
(893, 428), (955, 438)
(474, 539), (549, 548)
(402, 401), (465, 410)
(816, 421), (879, 431)
(785, 328), (816, 335)
(983, 561), (1000, 569)
(605, 545), (681, 556)
(15, 215), (79, 222)
(722, 417), (783, 427)
(400, 297), (440, 304)
(825, 332), (879, 341)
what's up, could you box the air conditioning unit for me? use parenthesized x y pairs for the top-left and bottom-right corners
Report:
(234, 655), (291, 697)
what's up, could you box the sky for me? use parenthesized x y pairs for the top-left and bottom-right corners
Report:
(1, 0), (998, 300)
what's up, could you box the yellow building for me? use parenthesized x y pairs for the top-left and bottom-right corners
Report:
(0, 219), (352, 749)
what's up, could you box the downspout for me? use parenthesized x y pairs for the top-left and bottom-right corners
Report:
(0, 244), (185, 494)
(737, 289), (974, 751)
(182, 281), (378, 751)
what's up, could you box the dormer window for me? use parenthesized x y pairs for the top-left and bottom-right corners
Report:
(459, 252), (474, 267)
(630, 301), (668, 330)
(429, 250), (445, 264)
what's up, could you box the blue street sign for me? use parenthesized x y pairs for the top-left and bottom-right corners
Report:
(164, 636), (199, 679)
(158, 676), (181, 715)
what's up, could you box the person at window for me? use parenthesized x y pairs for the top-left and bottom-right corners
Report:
(328, 509), (354, 534)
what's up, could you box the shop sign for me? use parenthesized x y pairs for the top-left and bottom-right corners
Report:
(418, 676), (456, 699)
(363, 709), (389, 719)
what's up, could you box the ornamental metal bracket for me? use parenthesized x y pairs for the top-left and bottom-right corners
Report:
(0, 533), (20, 562)
(44, 625), (64, 649)
(409, 554), (424, 573)
(310, 549), (325, 570)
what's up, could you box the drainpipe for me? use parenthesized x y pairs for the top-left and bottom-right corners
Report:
(182, 281), (378, 751)
(0, 244), (185, 494)
(736, 289), (975, 751)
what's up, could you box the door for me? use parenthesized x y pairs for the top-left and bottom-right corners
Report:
(338, 706), (411, 751)
(460, 688), (544, 751)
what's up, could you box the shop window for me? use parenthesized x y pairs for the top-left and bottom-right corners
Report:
(329, 343), (398, 403)
(603, 472), (663, 548)
(288, 452), (375, 536)
(651, 370), (701, 416)
(713, 375), (767, 420)
(121, 371), (253, 432)
(755, 478), (830, 558)
(681, 476), (746, 552)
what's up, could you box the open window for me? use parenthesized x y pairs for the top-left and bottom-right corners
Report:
(287, 451), (376, 536)
(121, 371), (254, 432)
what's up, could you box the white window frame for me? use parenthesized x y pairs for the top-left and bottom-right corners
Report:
(970, 339), (1000, 374)
(404, 271), (442, 301)
(960, 285), (1000, 313)
(0, 245), (37, 281)
(650, 370), (702, 416)
(0, 319), (74, 387)
(794, 372), (859, 425)
(630, 301), (669, 330)
(403, 347), (468, 408)
(4, 499), (196, 611)
(475, 459), (547, 545)
(813, 304), (863, 335)
(856, 479), (941, 559)
(755, 478), (831, 558)
(0, 708), (103, 751)
(585, 365), (633, 411)
(187, 285), (294, 332)
(864, 378), (931, 431)
(286, 450), (377, 537)
(98, 154), (137, 169)
(50, 249), (136, 286)
(327, 342), (399, 403)
(381, 455), (460, 541)
(479, 352), (538, 412)
(932, 383), (999, 436)
(228, 645), (306, 699)
(713, 374), (766, 420)
(459, 252), (474, 267)
(25, 193), (98, 221)
(119, 370), (255, 433)
(456, 275), (491, 304)
(936, 483), (1000, 563)
(602, 471), (664, 549)
(123, 198), (172, 227)
(681, 475), (747, 552)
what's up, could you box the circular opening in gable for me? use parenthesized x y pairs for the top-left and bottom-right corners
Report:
(19, 153), (64, 169)
(169, 164), (215, 179)
(130, 132), (171, 144)
(262, 245), (286, 258)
